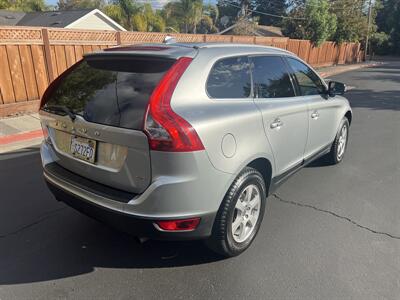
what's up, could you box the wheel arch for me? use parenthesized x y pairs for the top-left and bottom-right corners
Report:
(247, 157), (273, 196)
(345, 110), (352, 125)
(218, 155), (275, 208)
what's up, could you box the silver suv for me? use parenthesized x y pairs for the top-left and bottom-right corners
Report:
(39, 43), (352, 257)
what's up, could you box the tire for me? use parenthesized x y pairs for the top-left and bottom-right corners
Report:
(205, 167), (267, 257)
(326, 117), (350, 165)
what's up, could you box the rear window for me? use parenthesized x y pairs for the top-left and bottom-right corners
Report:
(42, 56), (174, 130)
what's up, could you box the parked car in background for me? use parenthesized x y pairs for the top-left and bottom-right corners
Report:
(39, 43), (351, 257)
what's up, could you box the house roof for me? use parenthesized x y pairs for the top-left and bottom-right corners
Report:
(0, 10), (25, 26)
(17, 9), (92, 28)
(218, 22), (284, 37)
(0, 9), (126, 31)
(254, 25), (283, 37)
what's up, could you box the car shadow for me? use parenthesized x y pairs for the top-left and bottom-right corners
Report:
(304, 154), (333, 168)
(0, 149), (223, 285)
(347, 88), (400, 111)
(334, 63), (400, 112)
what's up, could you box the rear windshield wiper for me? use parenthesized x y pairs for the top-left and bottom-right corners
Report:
(44, 105), (76, 121)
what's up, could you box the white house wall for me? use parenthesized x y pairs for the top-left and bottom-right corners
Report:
(68, 12), (121, 31)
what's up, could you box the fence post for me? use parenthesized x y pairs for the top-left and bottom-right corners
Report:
(41, 28), (55, 82)
(307, 43), (312, 64)
(116, 31), (122, 45)
(296, 40), (301, 57)
(344, 43), (349, 64)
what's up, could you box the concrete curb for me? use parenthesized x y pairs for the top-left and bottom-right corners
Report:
(0, 129), (43, 145)
(0, 137), (43, 154)
(319, 62), (382, 78)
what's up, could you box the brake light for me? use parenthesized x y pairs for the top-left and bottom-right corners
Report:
(104, 45), (170, 52)
(143, 57), (204, 152)
(155, 218), (201, 231)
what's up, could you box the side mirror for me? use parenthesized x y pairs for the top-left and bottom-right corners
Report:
(328, 81), (346, 97)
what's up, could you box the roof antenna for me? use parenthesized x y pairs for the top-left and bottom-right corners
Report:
(163, 35), (176, 44)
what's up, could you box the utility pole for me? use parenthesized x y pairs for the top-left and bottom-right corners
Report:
(365, 0), (373, 61)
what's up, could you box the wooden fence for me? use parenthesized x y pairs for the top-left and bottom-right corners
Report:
(0, 26), (364, 116)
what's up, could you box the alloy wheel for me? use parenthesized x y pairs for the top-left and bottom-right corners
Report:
(337, 124), (348, 160)
(231, 184), (261, 243)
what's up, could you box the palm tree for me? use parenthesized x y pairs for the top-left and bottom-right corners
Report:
(1, 0), (48, 11)
(176, 0), (203, 33)
(103, 3), (124, 26)
(115, 0), (140, 31)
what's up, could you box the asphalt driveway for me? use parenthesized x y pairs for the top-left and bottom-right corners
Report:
(0, 62), (399, 299)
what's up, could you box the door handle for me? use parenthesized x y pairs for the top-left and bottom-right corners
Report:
(270, 118), (283, 129)
(311, 111), (320, 119)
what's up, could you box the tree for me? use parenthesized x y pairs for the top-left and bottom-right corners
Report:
(160, 0), (217, 33)
(0, 0), (48, 11)
(376, 0), (400, 54)
(131, 13), (147, 31)
(57, 0), (105, 10)
(370, 31), (390, 55)
(304, 0), (337, 45)
(282, 6), (306, 39)
(103, 4), (124, 25)
(216, 0), (241, 29)
(131, 3), (165, 32)
(253, 0), (288, 26)
(176, 0), (203, 33)
(283, 0), (336, 46)
(160, 2), (181, 32)
(103, 1), (165, 32)
(332, 0), (369, 44)
(152, 11), (166, 32)
(231, 17), (258, 35)
(113, 0), (140, 31)
(203, 4), (219, 25)
(197, 15), (218, 33)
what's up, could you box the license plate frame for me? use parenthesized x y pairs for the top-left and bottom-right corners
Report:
(70, 135), (97, 164)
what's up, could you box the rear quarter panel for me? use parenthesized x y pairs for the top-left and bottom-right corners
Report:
(170, 48), (276, 177)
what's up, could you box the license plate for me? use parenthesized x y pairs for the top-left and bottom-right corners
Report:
(70, 135), (97, 163)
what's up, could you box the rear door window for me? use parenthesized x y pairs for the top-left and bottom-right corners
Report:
(250, 56), (295, 98)
(206, 56), (252, 99)
(42, 56), (174, 130)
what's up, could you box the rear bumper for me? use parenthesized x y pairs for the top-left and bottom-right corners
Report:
(41, 140), (233, 240)
(45, 178), (215, 240)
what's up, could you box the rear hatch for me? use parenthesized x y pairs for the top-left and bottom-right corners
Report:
(40, 54), (175, 194)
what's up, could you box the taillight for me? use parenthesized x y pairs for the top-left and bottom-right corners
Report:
(143, 57), (204, 152)
(155, 218), (201, 231)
